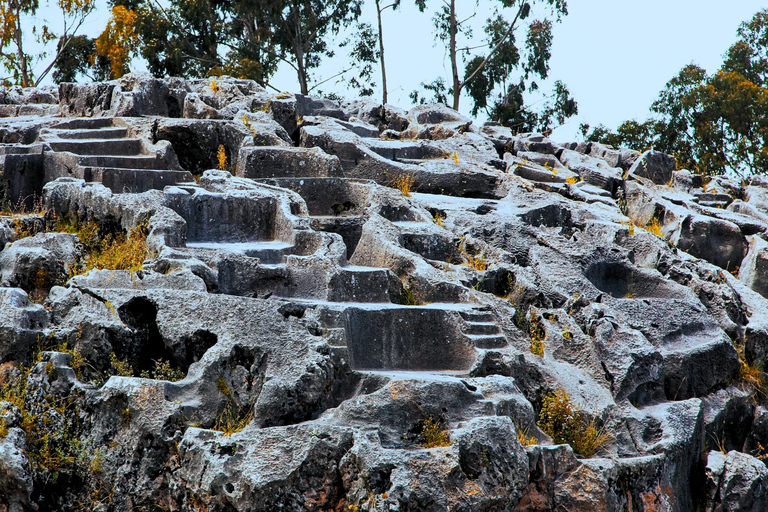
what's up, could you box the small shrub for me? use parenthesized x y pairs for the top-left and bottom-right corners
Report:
(140, 359), (184, 382)
(420, 417), (451, 448)
(109, 353), (133, 377)
(217, 144), (227, 171)
(390, 173), (416, 197)
(566, 176), (580, 185)
(529, 310), (545, 357)
(646, 217), (663, 237)
(538, 389), (612, 458)
(0, 418), (8, 439)
(209, 78), (219, 93)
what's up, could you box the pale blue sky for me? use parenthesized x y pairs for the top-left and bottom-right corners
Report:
(29, 0), (768, 141)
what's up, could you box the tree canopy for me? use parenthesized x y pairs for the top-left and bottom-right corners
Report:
(585, 9), (768, 177)
(409, 0), (576, 134)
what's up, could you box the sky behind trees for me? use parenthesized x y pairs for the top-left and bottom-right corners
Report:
(28, 0), (766, 141)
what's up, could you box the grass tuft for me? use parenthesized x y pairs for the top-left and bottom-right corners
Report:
(420, 417), (451, 448)
(529, 309), (545, 357)
(217, 144), (227, 171)
(645, 217), (663, 237)
(538, 389), (612, 458)
(390, 173), (416, 197)
(737, 344), (766, 396)
(516, 425), (538, 447)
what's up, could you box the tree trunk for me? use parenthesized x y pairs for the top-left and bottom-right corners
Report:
(375, 0), (388, 105)
(13, 4), (29, 87)
(292, 7), (309, 95)
(449, 0), (460, 111)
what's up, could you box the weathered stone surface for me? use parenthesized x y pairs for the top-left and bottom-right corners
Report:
(706, 450), (768, 512)
(3, 76), (768, 511)
(739, 235), (768, 298)
(0, 424), (33, 511)
(628, 150), (676, 184)
(0, 233), (82, 292)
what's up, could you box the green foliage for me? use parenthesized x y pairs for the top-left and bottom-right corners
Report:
(419, 417), (451, 448)
(0, 0), (95, 87)
(0, 354), (89, 488)
(51, 34), (110, 83)
(410, 0), (576, 134)
(538, 389), (612, 457)
(585, 9), (768, 177)
(109, 352), (133, 377)
(139, 359), (184, 382)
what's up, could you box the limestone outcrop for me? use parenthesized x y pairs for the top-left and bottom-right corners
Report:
(1, 74), (768, 511)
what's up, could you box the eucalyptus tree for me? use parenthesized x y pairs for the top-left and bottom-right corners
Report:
(251, 0), (364, 95)
(586, 9), (768, 177)
(0, 0), (95, 86)
(410, 0), (575, 132)
(372, 0), (426, 104)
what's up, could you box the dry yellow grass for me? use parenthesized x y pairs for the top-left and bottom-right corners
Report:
(83, 223), (152, 273)
(421, 417), (451, 448)
(390, 173), (416, 197)
(646, 217), (663, 237)
(217, 144), (227, 171)
(538, 389), (612, 458)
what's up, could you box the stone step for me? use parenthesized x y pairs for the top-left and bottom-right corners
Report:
(81, 167), (195, 193)
(48, 138), (143, 156)
(77, 155), (168, 170)
(184, 241), (293, 265)
(342, 305), (478, 371)
(310, 216), (365, 260)
(328, 266), (398, 303)
(47, 127), (129, 140)
(459, 310), (496, 323)
(51, 118), (115, 130)
(462, 321), (501, 336)
(238, 146), (342, 179)
(466, 334), (508, 349)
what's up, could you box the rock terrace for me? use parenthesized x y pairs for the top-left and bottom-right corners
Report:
(1, 75), (768, 511)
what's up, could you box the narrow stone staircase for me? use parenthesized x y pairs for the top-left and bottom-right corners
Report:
(460, 308), (507, 349)
(39, 118), (194, 193)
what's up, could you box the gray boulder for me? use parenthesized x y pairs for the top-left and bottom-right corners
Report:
(0, 425), (33, 511)
(706, 450), (768, 512)
(628, 150), (676, 185)
(668, 214), (747, 270)
(0, 288), (47, 363)
(0, 232), (82, 293)
(739, 236), (768, 298)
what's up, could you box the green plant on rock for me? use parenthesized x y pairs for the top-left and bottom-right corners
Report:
(213, 402), (254, 436)
(538, 389), (612, 458)
(139, 359), (185, 382)
(419, 417), (451, 448)
(109, 353), (133, 377)
(400, 285), (419, 305)
(529, 309), (545, 357)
